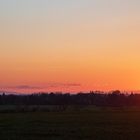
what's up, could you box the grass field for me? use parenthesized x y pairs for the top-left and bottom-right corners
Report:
(0, 107), (140, 140)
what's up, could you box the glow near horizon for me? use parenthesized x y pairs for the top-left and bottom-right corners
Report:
(0, 0), (140, 93)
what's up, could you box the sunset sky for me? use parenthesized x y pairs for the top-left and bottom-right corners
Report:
(0, 0), (140, 93)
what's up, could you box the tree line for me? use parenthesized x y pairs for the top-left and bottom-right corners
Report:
(0, 90), (140, 107)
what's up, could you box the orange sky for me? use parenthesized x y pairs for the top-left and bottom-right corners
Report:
(0, 1), (140, 93)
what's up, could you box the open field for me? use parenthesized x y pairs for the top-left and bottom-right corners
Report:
(0, 107), (140, 140)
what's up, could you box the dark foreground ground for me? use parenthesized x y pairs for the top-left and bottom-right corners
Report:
(0, 106), (140, 140)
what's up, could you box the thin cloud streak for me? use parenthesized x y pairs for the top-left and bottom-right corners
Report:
(8, 85), (42, 90)
(47, 83), (81, 88)
(3, 83), (81, 90)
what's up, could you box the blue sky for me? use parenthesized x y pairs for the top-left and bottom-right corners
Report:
(1, 0), (140, 19)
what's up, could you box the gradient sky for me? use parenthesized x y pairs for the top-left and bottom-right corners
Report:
(0, 0), (140, 93)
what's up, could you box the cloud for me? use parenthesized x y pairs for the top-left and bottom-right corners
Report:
(48, 83), (81, 88)
(4, 83), (81, 90)
(10, 85), (42, 90)
(62, 83), (81, 87)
